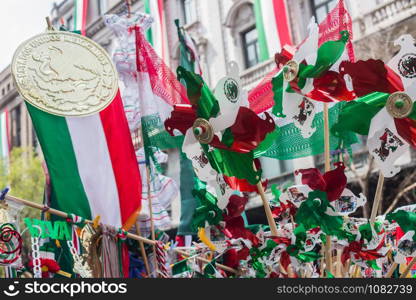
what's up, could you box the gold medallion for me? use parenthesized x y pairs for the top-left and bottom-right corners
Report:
(11, 31), (118, 117)
(386, 92), (413, 119)
(193, 118), (214, 144)
(283, 60), (299, 82)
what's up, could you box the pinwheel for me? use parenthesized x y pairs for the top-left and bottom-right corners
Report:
(165, 62), (275, 189)
(285, 162), (366, 238)
(165, 62), (278, 239)
(271, 18), (354, 139)
(333, 35), (416, 177)
(337, 221), (387, 272)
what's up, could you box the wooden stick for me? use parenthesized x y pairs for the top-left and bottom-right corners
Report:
(335, 249), (342, 278)
(399, 257), (416, 278)
(135, 221), (151, 277)
(370, 173), (385, 224)
(343, 259), (351, 278)
(4, 194), (239, 275)
(352, 264), (361, 278)
(175, 249), (237, 274)
(323, 103), (331, 172)
(257, 181), (278, 236)
(253, 162), (278, 236)
(323, 103), (332, 275)
(385, 262), (398, 278)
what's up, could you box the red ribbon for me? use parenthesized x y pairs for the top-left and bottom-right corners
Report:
(295, 162), (347, 202)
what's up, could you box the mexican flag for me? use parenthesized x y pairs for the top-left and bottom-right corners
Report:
(26, 91), (142, 231)
(133, 24), (189, 151)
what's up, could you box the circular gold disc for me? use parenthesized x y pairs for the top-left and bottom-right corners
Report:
(192, 118), (214, 144)
(283, 60), (299, 82)
(386, 92), (413, 119)
(12, 31), (118, 117)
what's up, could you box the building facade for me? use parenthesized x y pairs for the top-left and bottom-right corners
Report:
(0, 0), (415, 227)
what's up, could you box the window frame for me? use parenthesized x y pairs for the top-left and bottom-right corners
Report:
(310, 0), (337, 23)
(181, 0), (197, 25)
(241, 25), (260, 69)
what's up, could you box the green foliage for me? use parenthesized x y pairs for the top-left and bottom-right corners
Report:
(0, 147), (45, 220)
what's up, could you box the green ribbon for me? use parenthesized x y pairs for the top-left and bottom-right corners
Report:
(294, 191), (344, 238)
(253, 128), (280, 158)
(296, 31), (349, 89)
(367, 259), (381, 270)
(359, 221), (382, 243)
(332, 92), (389, 137)
(272, 72), (285, 117)
(177, 67), (219, 120)
(204, 145), (262, 185)
(386, 210), (416, 241)
(191, 184), (223, 230)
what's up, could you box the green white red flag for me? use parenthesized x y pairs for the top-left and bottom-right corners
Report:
(26, 92), (142, 231)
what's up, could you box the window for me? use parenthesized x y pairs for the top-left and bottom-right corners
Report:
(311, 0), (337, 23)
(181, 0), (197, 25)
(241, 26), (260, 69)
(6, 83), (10, 91)
(1, 89), (4, 96)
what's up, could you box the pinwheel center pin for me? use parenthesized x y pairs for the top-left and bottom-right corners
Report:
(283, 60), (299, 82)
(386, 92), (413, 119)
(192, 118), (214, 144)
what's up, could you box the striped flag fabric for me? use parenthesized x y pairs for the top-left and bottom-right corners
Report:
(144, 0), (167, 62)
(253, 0), (293, 62)
(0, 110), (10, 163)
(73, 0), (88, 35)
(26, 91), (142, 231)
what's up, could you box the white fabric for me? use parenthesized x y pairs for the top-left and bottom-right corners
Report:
(66, 115), (122, 227)
(367, 108), (409, 178)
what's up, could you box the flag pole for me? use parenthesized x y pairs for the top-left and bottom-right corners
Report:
(253, 162), (278, 236)
(135, 221), (151, 276)
(385, 262), (398, 278)
(400, 257), (416, 278)
(323, 103), (333, 276)
(370, 173), (385, 225)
